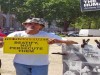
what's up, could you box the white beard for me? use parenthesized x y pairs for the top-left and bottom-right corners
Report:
(27, 27), (34, 30)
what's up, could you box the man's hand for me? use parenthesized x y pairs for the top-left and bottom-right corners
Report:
(0, 41), (3, 48)
(48, 39), (56, 44)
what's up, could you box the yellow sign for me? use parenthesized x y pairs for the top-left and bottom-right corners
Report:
(3, 37), (49, 54)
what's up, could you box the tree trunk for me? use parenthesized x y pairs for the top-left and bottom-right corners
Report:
(63, 20), (70, 32)
(88, 22), (91, 29)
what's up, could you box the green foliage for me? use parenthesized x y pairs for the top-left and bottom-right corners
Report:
(0, 0), (100, 29)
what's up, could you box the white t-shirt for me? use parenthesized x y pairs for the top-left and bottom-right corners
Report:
(7, 31), (62, 65)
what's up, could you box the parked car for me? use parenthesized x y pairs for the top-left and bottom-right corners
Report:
(67, 31), (79, 37)
(79, 29), (100, 37)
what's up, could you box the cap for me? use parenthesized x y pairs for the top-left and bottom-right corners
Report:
(31, 18), (45, 27)
(22, 19), (32, 25)
(22, 18), (46, 27)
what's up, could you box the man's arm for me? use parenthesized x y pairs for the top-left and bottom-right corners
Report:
(48, 39), (78, 45)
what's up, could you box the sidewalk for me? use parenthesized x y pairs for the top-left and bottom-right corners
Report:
(49, 44), (63, 75)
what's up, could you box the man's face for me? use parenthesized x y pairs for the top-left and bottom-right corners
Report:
(24, 22), (43, 31)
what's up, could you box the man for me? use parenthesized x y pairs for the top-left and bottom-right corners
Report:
(0, 18), (78, 75)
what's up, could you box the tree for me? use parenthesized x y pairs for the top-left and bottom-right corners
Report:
(0, 0), (100, 29)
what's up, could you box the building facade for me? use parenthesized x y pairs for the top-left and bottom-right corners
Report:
(0, 12), (22, 34)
